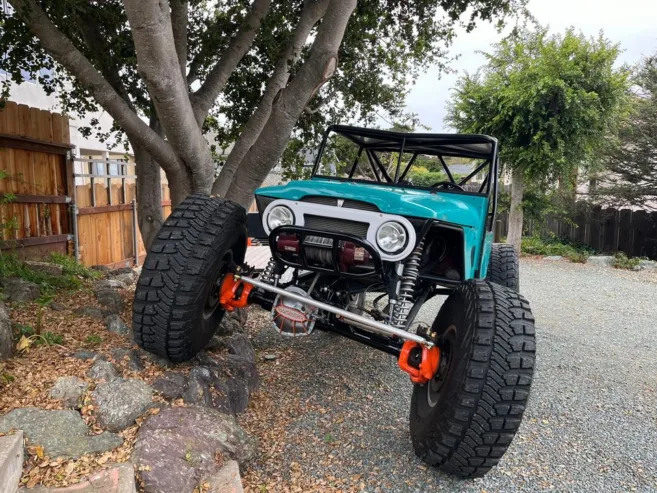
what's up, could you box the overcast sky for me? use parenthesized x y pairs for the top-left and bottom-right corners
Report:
(406, 0), (657, 131)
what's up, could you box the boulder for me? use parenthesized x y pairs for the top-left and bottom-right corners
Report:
(87, 360), (120, 382)
(588, 255), (613, 267)
(639, 259), (657, 270)
(111, 348), (144, 371)
(0, 302), (12, 360)
(93, 378), (155, 431)
(113, 273), (135, 286)
(1, 277), (40, 302)
(95, 279), (129, 290)
(105, 314), (130, 336)
(74, 306), (107, 321)
(23, 261), (63, 276)
(90, 265), (111, 273)
(49, 376), (89, 408)
(0, 408), (122, 459)
(212, 334), (256, 363)
(49, 302), (66, 311)
(0, 431), (23, 493)
(133, 407), (256, 493)
(152, 372), (187, 401)
(73, 350), (98, 361)
(110, 267), (134, 276)
(205, 460), (243, 493)
(182, 367), (213, 407)
(95, 289), (124, 313)
(26, 463), (136, 493)
(216, 312), (245, 337)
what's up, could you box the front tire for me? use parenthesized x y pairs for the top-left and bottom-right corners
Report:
(133, 195), (247, 362)
(410, 281), (535, 478)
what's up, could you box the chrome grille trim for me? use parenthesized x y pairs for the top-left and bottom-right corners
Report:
(301, 196), (379, 212)
(304, 215), (369, 238)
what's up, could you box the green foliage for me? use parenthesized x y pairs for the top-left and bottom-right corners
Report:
(13, 323), (35, 341)
(85, 334), (103, 345)
(598, 53), (657, 207)
(0, 253), (85, 296)
(611, 252), (642, 270)
(521, 235), (594, 263)
(447, 27), (629, 182)
(36, 331), (64, 346)
(47, 253), (100, 279)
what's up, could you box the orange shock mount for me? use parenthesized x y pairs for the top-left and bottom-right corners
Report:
(218, 273), (253, 311)
(398, 340), (441, 384)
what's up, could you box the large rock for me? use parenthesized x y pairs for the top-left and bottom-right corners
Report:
(213, 334), (256, 363)
(95, 289), (124, 313)
(113, 273), (135, 286)
(152, 372), (187, 401)
(181, 365), (248, 415)
(639, 259), (657, 270)
(23, 261), (63, 276)
(0, 431), (23, 493)
(93, 378), (155, 432)
(27, 463), (136, 493)
(0, 302), (12, 360)
(49, 376), (89, 408)
(87, 360), (120, 382)
(111, 348), (143, 371)
(73, 350), (98, 361)
(182, 367), (213, 407)
(1, 278), (40, 302)
(95, 279), (129, 290)
(206, 461), (243, 493)
(588, 255), (613, 267)
(133, 407), (256, 493)
(0, 408), (122, 459)
(105, 314), (129, 336)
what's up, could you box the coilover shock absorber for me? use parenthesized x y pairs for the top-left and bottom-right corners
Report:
(260, 257), (279, 285)
(390, 240), (425, 329)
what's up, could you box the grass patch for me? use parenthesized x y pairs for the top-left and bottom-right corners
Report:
(0, 253), (98, 296)
(521, 236), (594, 263)
(85, 334), (103, 345)
(611, 252), (642, 270)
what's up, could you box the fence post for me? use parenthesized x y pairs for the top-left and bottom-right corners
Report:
(132, 199), (139, 266)
(494, 219), (502, 243)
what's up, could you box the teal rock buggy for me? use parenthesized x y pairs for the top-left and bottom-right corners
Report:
(133, 125), (535, 478)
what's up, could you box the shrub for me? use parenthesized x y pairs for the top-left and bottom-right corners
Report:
(611, 252), (642, 270)
(521, 235), (594, 262)
(85, 334), (103, 345)
(47, 253), (100, 279)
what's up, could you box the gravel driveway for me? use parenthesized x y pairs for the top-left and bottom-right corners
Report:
(241, 259), (657, 492)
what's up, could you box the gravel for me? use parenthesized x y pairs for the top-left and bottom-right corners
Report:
(241, 259), (657, 492)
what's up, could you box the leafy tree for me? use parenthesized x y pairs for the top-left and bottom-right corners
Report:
(1, 0), (527, 247)
(596, 54), (657, 208)
(446, 27), (628, 252)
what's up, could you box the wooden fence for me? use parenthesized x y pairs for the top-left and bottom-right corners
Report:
(0, 101), (74, 258)
(0, 101), (172, 267)
(496, 205), (657, 260)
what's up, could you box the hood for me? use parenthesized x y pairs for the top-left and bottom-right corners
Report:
(255, 179), (488, 229)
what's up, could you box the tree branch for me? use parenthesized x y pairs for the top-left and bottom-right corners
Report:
(212, 0), (330, 196)
(10, 0), (184, 179)
(191, 0), (271, 126)
(224, 0), (357, 206)
(170, 0), (188, 80)
(124, 0), (214, 192)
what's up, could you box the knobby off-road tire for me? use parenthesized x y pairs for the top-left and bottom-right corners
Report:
(410, 281), (535, 478)
(133, 195), (247, 363)
(486, 243), (519, 291)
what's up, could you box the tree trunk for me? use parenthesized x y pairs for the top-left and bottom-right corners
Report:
(507, 168), (525, 254)
(133, 143), (163, 250)
(224, 0), (357, 207)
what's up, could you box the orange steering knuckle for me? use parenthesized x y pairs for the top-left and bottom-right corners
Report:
(398, 341), (440, 384)
(219, 274), (253, 311)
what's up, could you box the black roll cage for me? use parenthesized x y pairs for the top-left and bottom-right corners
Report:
(311, 124), (500, 239)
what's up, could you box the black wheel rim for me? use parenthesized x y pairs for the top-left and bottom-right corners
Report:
(203, 250), (233, 320)
(416, 324), (457, 417)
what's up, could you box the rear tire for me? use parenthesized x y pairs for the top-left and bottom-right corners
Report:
(133, 195), (247, 362)
(409, 281), (535, 478)
(486, 243), (519, 291)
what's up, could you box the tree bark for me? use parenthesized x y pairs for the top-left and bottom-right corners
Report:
(224, 0), (356, 207)
(507, 168), (525, 254)
(133, 143), (163, 250)
(213, 0), (330, 197)
(11, 0), (184, 179)
(191, 0), (271, 126)
(124, 0), (214, 193)
(170, 0), (189, 80)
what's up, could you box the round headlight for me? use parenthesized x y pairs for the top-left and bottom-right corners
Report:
(376, 222), (407, 253)
(267, 205), (294, 230)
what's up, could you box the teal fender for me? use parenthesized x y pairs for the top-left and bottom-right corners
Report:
(256, 179), (493, 280)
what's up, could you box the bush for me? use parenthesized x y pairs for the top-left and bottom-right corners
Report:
(521, 235), (594, 263)
(0, 253), (97, 295)
(611, 252), (642, 270)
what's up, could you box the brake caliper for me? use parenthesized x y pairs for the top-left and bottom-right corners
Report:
(219, 273), (253, 311)
(398, 341), (441, 384)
